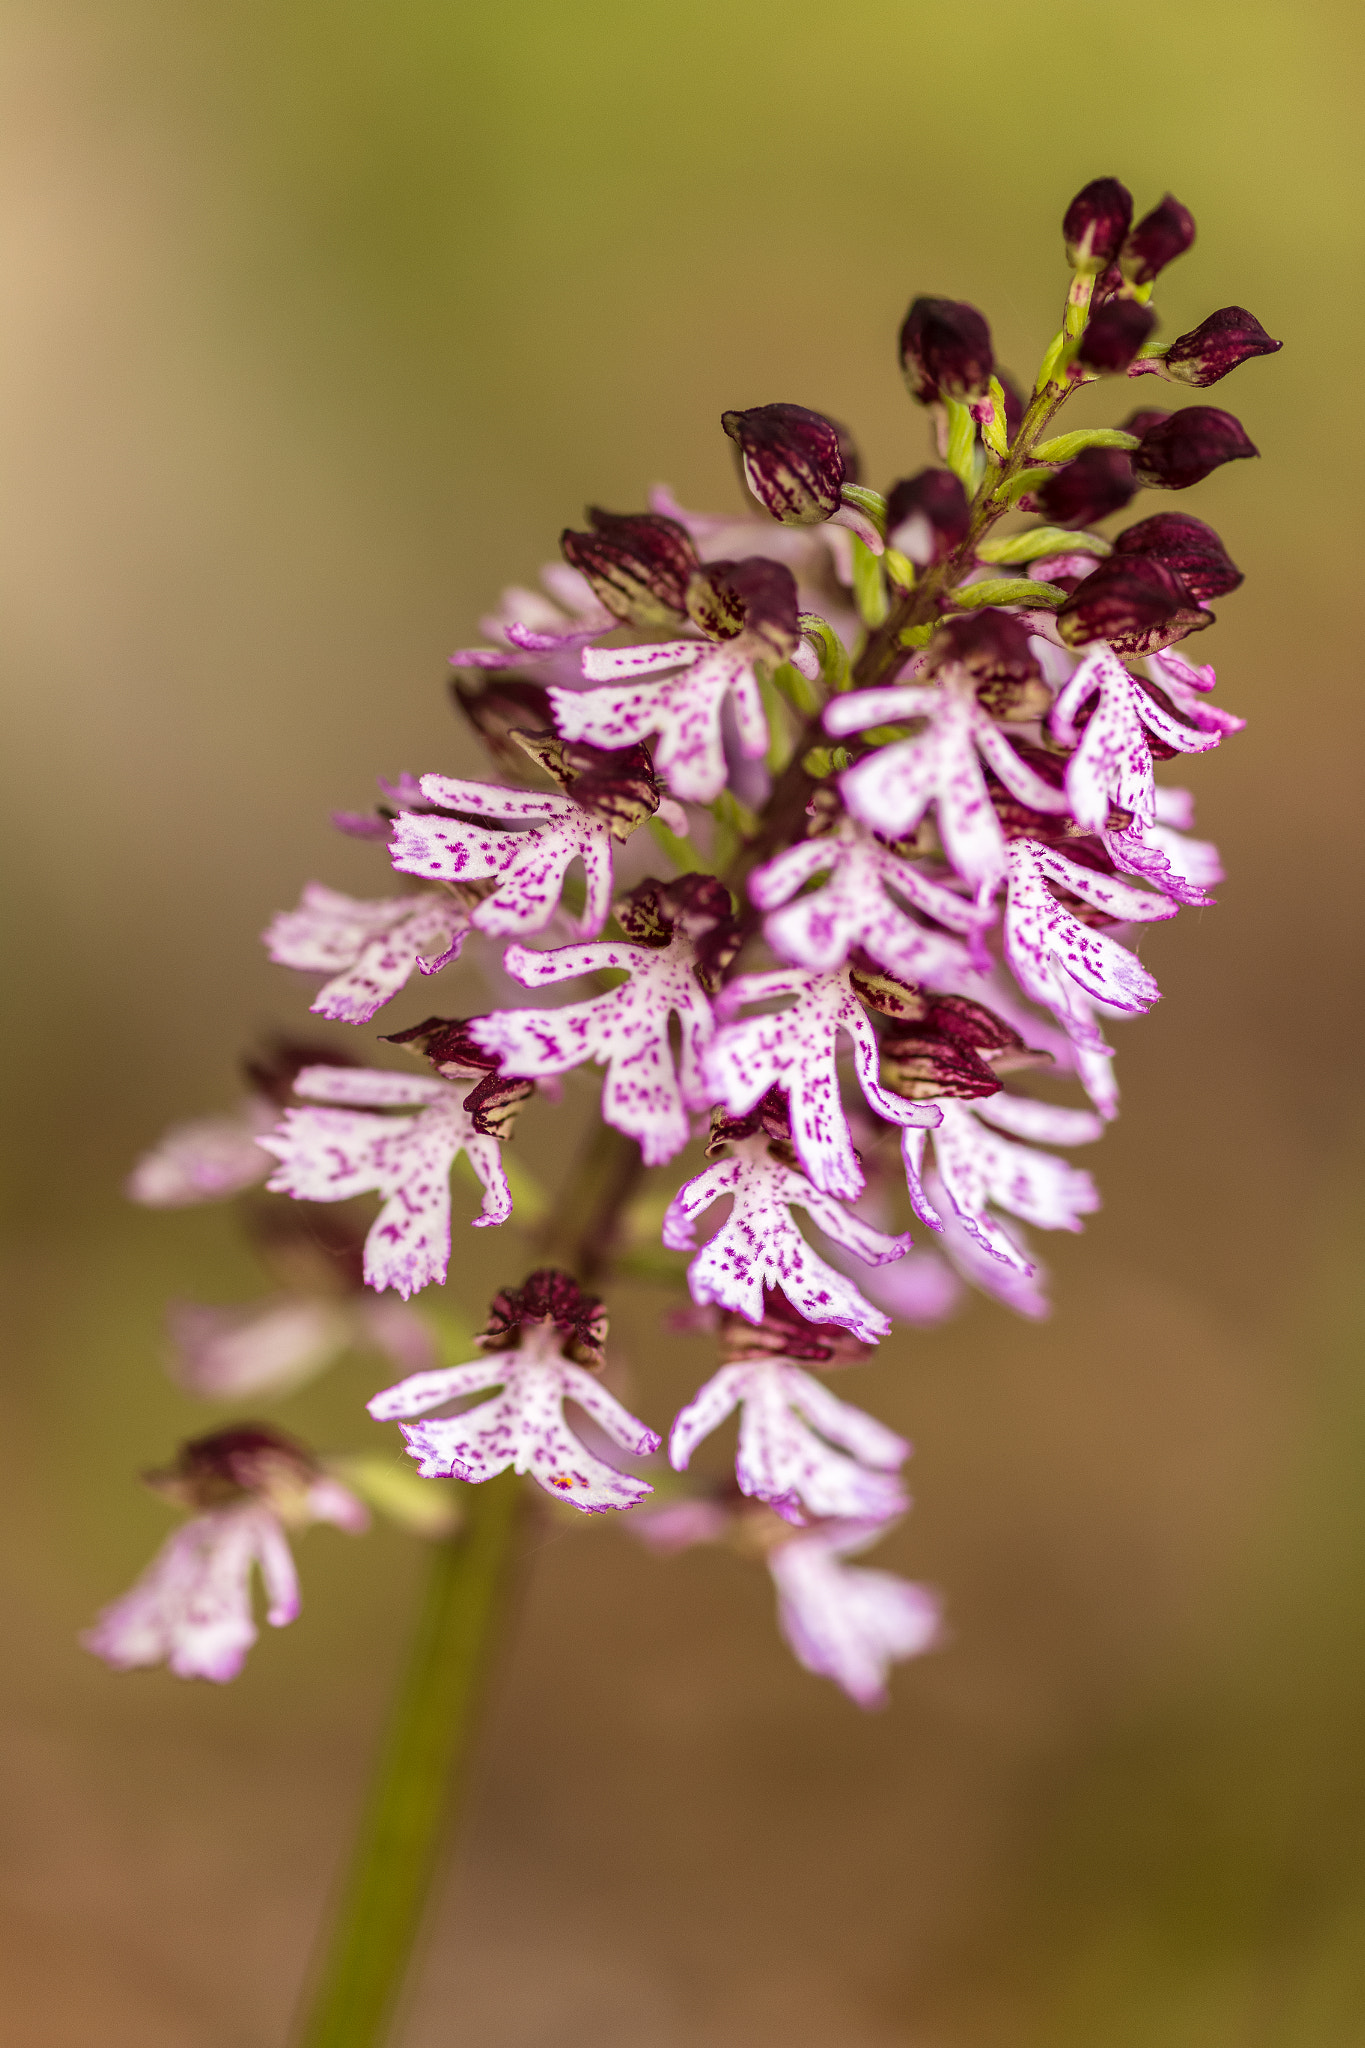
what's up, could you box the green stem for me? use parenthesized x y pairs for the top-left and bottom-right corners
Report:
(293, 1474), (525, 2048)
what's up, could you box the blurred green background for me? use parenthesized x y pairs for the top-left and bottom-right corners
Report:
(2, 1), (1363, 2041)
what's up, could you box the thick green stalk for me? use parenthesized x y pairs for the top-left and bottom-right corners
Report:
(294, 1473), (524, 2048)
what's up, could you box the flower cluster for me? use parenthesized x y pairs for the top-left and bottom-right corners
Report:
(96, 176), (1275, 1709)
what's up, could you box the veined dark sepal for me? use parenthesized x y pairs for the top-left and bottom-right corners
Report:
(720, 402), (851, 525)
(560, 508), (698, 627)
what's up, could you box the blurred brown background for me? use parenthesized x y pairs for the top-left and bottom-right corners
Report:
(2, 1), (1364, 2042)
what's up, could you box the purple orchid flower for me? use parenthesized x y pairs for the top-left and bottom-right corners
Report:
(259, 1066), (512, 1299)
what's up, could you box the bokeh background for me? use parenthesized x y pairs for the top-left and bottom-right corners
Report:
(2, 2), (1363, 2042)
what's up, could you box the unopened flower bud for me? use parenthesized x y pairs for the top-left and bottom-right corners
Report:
(1034, 447), (1139, 527)
(560, 508), (698, 627)
(686, 557), (800, 661)
(1062, 177), (1134, 274)
(1120, 194), (1196, 285)
(899, 297), (995, 404)
(1077, 300), (1157, 374)
(1131, 407), (1259, 490)
(1113, 512), (1243, 601)
(884, 468), (970, 565)
(1057, 554), (1212, 655)
(1161, 307), (1282, 388)
(720, 403), (850, 525)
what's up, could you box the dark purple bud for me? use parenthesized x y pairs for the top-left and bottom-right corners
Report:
(1077, 299), (1158, 374)
(1120, 195), (1196, 285)
(899, 297), (995, 404)
(1161, 307), (1282, 388)
(146, 1425), (321, 1512)
(1113, 512), (1243, 601)
(560, 508), (698, 627)
(1035, 447), (1139, 527)
(720, 402), (849, 525)
(885, 468), (970, 565)
(1062, 177), (1134, 273)
(1131, 406), (1259, 490)
(1057, 554), (1212, 655)
(479, 1270), (608, 1367)
(927, 608), (1049, 719)
(685, 556), (800, 661)
(383, 1015), (534, 1136)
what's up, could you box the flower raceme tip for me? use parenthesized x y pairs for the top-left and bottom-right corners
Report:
(109, 173), (1273, 1709)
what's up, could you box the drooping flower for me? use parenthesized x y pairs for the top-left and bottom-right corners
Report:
(470, 876), (735, 1167)
(749, 808), (976, 987)
(263, 883), (473, 1026)
(389, 774), (620, 941)
(663, 1130), (911, 1344)
(82, 1426), (367, 1682)
(669, 1353), (909, 1525)
(707, 964), (941, 1200)
(368, 1269), (660, 1512)
(548, 557), (800, 803)
(259, 1065), (514, 1299)
(1001, 837), (1176, 1053)
(1048, 644), (1220, 901)
(769, 1518), (941, 1709)
(901, 1093), (1103, 1273)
